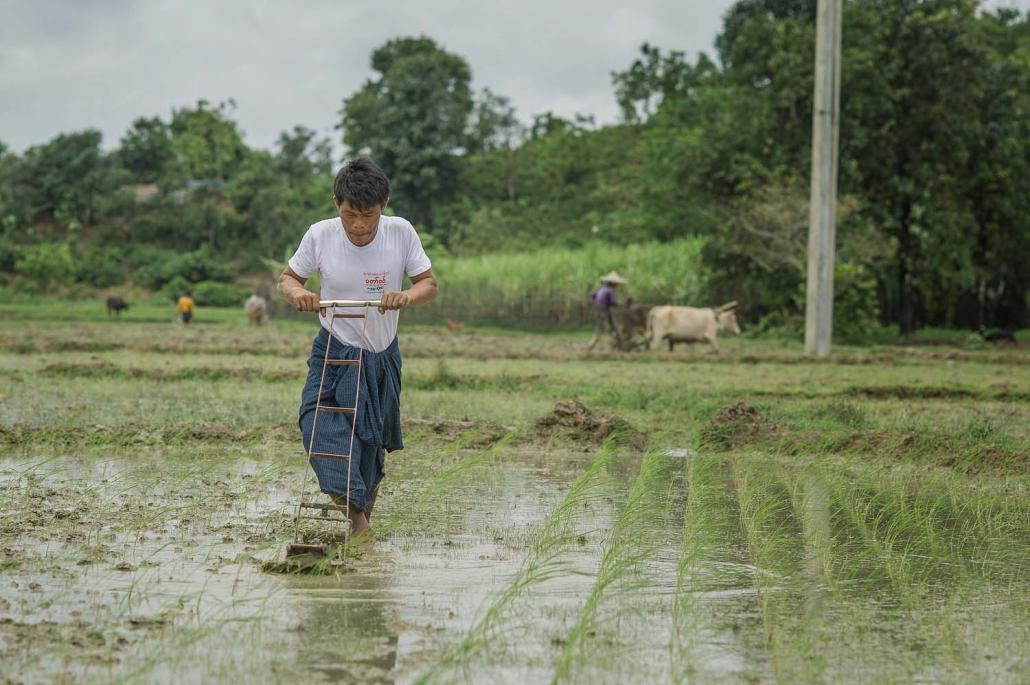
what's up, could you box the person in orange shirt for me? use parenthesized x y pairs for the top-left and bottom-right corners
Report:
(175, 291), (195, 325)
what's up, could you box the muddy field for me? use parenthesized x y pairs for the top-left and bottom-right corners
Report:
(1, 302), (1028, 683)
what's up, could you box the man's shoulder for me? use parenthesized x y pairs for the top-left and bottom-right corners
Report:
(382, 215), (416, 233)
(308, 217), (341, 236)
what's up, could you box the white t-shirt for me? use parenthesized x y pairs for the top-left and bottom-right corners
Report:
(288, 215), (432, 352)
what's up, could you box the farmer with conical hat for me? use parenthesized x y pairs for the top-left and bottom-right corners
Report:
(587, 271), (626, 351)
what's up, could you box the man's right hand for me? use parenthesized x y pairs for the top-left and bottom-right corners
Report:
(291, 290), (322, 313)
(278, 266), (324, 315)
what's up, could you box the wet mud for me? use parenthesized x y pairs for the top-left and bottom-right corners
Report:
(535, 400), (646, 450)
(1, 437), (1027, 683)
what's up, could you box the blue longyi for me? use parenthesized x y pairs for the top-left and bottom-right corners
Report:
(298, 328), (403, 511)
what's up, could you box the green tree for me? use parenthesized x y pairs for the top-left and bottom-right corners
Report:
(611, 43), (705, 122)
(117, 116), (173, 183)
(275, 125), (333, 182)
(340, 36), (473, 230)
(21, 129), (122, 228)
(466, 89), (522, 154)
(840, 0), (1000, 332)
(15, 242), (76, 292)
(0, 142), (29, 236)
(169, 99), (247, 182)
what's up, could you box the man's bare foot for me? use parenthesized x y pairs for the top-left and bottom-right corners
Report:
(349, 507), (370, 538)
(329, 494), (371, 540)
(365, 487), (380, 522)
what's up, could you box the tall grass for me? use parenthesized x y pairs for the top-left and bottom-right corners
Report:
(410, 239), (706, 325)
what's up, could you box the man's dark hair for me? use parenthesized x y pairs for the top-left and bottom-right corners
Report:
(333, 156), (390, 209)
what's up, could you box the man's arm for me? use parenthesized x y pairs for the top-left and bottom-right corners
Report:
(379, 268), (438, 313)
(278, 265), (321, 312)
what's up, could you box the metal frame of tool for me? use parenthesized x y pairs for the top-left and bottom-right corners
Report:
(290, 299), (381, 554)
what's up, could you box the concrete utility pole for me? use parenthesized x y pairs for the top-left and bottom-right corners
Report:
(805, 0), (842, 357)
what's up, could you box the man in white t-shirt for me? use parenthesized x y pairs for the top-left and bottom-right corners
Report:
(279, 156), (438, 539)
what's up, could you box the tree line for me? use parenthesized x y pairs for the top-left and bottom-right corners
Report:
(1, 0), (1026, 332)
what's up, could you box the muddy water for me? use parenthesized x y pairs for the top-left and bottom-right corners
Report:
(0, 447), (614, 683)
(1, 447), (1028, 684)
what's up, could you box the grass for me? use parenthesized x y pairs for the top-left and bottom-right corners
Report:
(412, 239), (707, 325)
(0, 300), (1027, 683)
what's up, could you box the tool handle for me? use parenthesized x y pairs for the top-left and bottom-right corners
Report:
(318, 300), (382, 308)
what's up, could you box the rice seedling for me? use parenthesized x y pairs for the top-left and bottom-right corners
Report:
(729, 455), (824, 683)
(418, 441), (622, 684)
(669, 454), (750, 683)
(550, 448), (686, 683)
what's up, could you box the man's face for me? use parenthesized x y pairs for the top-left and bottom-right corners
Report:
(337, 199), (386, 246)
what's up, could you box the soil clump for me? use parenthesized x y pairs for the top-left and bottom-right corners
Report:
(535, 400), (646, 450)
(700, 401), (783, 449)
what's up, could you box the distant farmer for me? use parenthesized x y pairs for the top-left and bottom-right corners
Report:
(175, 291), (195, 325)
(278, 156), (438, 539)
(586, 271), (626, 351)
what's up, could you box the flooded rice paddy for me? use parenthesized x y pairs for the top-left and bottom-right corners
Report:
(1, 308), (1028, 683)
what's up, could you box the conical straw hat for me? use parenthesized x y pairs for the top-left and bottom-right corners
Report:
(599, 270), (627, 284)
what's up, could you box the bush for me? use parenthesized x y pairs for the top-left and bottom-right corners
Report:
(0, 242), (19, 274)
(191, 280), (249, 307)
(157, 275), (192, 303)
(75, 246), (126, 288)
(832, 262), (881, 344)
(134, 248), (233, 290)
(14, 243), (76, 293)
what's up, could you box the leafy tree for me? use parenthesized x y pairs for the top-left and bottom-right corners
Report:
(839, 0), (1002, 331)
(612, 43), (706, 122)
(0, 142), (29, 236)
(466, 89), (522, 154)
(340, 36), (473, 230)
(21, 129), (122, 228)
(276, 125), (333, 182)
(117, 116), (173, 183)
(169, 99), (247, 182)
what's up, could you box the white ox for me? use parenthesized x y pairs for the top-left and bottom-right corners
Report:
(647, 302), (741, 352)
(244, 295), (269, 326)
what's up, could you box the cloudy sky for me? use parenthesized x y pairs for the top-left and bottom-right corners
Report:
(2, 0), (1027, 154)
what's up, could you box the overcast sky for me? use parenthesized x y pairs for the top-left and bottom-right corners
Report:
(2, 0), (1027, 154)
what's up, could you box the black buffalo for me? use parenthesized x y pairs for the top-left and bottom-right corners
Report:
(106, 297), (129, 317)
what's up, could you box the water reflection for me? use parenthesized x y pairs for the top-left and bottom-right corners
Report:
(287, 569), (399, 684)
(801, 475), (832, 623)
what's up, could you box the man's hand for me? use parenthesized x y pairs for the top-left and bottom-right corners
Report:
(378, 290), (411, 313)
(290, 289), (322, 313)
(278, 267), (325, 314)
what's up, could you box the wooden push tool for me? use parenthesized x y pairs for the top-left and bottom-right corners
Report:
(286, 299), (380, 560)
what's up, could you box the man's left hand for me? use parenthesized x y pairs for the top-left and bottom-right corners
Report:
(379, 290), (411, 313)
